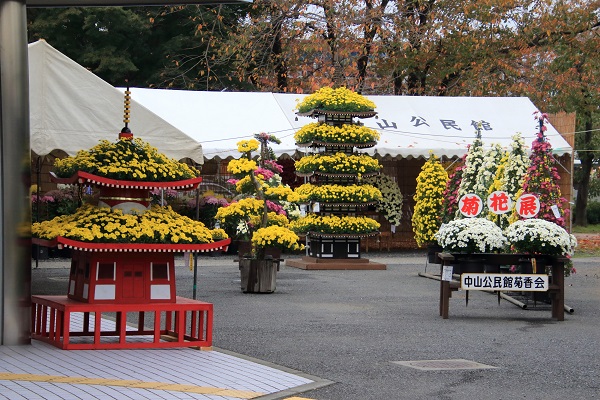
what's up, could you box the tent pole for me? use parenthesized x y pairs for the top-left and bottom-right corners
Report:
(34, 156), (42, 269)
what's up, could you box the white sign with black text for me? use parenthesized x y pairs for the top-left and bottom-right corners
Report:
(461, 273), (549, 292)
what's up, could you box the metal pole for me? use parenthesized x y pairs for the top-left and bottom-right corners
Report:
(192, 188), (200, 299)
(0, 0), (31, 345)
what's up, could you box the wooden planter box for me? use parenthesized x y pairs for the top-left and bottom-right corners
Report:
(239, 258), (277, 293)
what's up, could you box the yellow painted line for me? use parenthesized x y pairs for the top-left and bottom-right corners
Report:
(0, 372), (266, 399)
(283, 397), (316, 400)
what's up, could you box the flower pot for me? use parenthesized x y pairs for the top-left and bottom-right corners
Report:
(459, 257), (485, 274)
(518, 256), (548, 274)
(239, 258), (277, 293)
(237, 240), (252, 258)
(484, 263), (500, 273)
(426, 244), (443, 264)
(532, 256), (549, 274)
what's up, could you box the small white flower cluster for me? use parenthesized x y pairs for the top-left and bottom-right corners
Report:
(236, 221), (250, 239)
(281, 200), (301, 220)
(504, 219), (577, 256)
(435, 218), (507, 253)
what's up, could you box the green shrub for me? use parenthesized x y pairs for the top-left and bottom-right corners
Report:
(586, 201), (600, 224)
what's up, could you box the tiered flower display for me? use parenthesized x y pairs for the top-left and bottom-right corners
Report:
(412, 153), (448, 247)
(30, 91), (231, 348)
(434, 115), (577, 276)
(33, 137), (224, 245)
(291, 87), (382, 260)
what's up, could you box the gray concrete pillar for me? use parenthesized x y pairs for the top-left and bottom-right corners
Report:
(0, 0), (31, 345)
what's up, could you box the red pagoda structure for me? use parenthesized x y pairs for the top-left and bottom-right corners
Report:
(31, 89), (230, 350)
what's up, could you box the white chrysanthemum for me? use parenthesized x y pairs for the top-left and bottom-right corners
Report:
(502, 133), (529, 198)
(475, 143), (505, 201)
(504, 219), (577, 256)
(458, 137), (485, 200)
(435, 218), (507, 253)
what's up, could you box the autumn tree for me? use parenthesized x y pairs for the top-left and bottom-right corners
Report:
(518, 3), (600, 226)
(221, 0), (393, 93)
(219, 0), (305, 92)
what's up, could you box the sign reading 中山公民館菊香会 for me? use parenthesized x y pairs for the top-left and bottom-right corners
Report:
(461, 273), (549, 291)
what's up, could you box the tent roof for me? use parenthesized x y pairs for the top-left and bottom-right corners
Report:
(124, 88), (572, 161)
(29, 40), (204, 164)
(119, 89), (299, 161)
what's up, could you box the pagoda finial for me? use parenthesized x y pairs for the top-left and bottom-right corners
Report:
(120, 81), (133, 139)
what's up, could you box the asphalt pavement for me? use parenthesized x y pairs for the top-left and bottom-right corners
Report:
(31, 251), (600, 400)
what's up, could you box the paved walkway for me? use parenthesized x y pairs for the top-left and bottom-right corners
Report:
(18, 251), (600, 399)
(1, 256), (332, 400)
(0, 330), (327, 400)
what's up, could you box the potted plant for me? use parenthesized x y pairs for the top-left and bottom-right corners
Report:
(289, 214), (381, 236)
(435, 218), (507, 273)
(240, 225), (303, 293)
(295, 122), (380, 146)
(294, 152), (381, 176)
(215, 134), (302, 293)
(504, 218), (577, 275)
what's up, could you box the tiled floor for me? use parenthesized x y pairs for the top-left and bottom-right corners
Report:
(0, 315), (324, 400)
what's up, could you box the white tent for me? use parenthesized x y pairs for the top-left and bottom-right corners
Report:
(123, 87), (572, 160)
(29, 40), (204, 164)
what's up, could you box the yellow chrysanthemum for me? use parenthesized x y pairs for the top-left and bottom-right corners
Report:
(296, 87), (376, 113)
(53, 137), (199, 182)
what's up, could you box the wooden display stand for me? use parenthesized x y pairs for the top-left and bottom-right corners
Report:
(286, 256), (386, 270)
(31, 295), (213, 350)
(32, 237), (230, 349)
(437, 253), (566, 320)
(286, 233), (386, 270)
(32, 170), (230, 349)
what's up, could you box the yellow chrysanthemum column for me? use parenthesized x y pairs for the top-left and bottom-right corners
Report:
(287, 87), (385, 270)
(411, 153), (448, 264)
